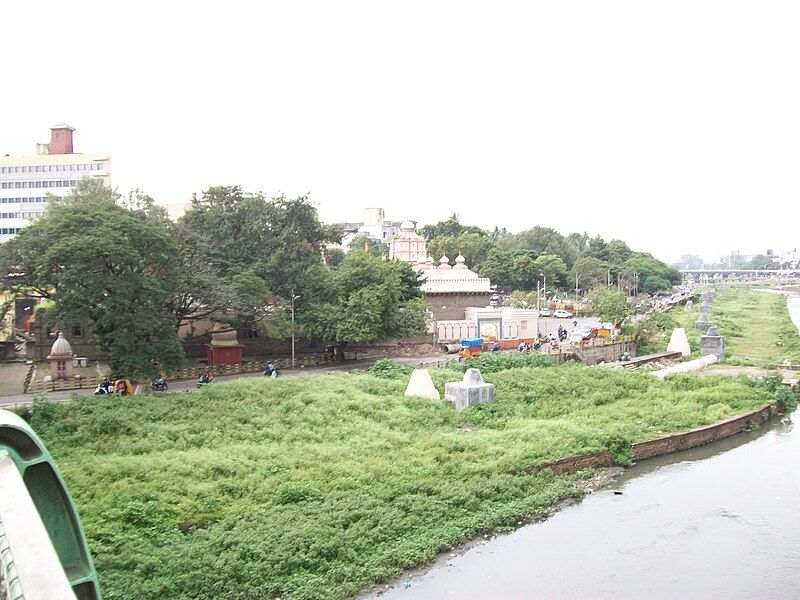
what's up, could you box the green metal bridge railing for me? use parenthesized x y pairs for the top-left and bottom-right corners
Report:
(0, 411), (100, 599)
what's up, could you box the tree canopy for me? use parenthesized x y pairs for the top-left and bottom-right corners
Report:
(299, 252), (429, 350)
(590, 287), (632, 326)
(419, 214), (487, 241)
(0, 180), (184, 379)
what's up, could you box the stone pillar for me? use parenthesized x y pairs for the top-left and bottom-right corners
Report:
(700, 326), (725, 359)
(684, 299), (695, 311)
(445, 368), (495, 411)
(699, 300), (712, 313)
(695, 313), (711, 332)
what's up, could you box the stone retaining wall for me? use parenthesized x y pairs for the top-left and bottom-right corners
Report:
(530, 402), (779, 476)
(631, 403), (775, 460)
(542, 449), (616, 475)
(574, 339), (637, 365)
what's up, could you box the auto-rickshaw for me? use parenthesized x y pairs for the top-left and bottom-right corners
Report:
(459, 338), (484, 360)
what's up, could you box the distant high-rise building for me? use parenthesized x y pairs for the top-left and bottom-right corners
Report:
(0, 125), (111, 243)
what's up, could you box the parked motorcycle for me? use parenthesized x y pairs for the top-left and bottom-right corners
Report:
(93, 380), (113, 395)
(150, 378), (168, 392)
(263, 363), (279, 378)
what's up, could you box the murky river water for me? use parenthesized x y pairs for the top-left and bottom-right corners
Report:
(372, 291), (800, 600)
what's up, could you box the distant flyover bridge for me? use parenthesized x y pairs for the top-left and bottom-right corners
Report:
(680, 269), (800, 281)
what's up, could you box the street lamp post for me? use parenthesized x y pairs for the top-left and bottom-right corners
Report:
(291, 290), (300, 369)
(542, 275), (547, 306)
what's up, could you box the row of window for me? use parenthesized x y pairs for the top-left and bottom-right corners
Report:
(0, 180), (78, 189)
(0, 212), (42, 219)
(0, 197), (54, 204)
(0, 228), (23, 235)
(0, 163), (104, 174)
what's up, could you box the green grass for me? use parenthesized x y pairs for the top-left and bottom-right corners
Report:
(21, 364), (774, 600)
(641, 287), (800, 364)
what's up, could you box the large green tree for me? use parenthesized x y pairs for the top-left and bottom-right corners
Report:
(0, 180), (184, 379)
(419, 214), (486, 241)
(299, 252), (429, 357)
(569, 256), (609, 293)
(178, 187), (340, 336)
(427, 232), (497, 267)
(500, 226), (580, 268)
(476, 246), (515, 287)
(605, 239), (633, 267)
(180, 187), (339, 299)
(619, 254), (682, 294)
(590, 287), (632, 326)
(531, 254), (568, 289)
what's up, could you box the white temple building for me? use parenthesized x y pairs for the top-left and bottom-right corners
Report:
(415, 254), (539, 344)
(389, 221), (427, 263)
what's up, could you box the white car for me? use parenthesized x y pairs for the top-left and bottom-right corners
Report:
(539, 308), (552, 317)
(554, 309), (573, 318)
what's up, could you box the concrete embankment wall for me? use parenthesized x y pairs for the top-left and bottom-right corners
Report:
(575, 340), (637, 365)
(631, 403), (776, 460)
(534, 403), (778, 476)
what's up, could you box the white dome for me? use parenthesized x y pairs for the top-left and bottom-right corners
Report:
(400, 220), (415, 231)
(49, 332), (72, 357)
(454, 254), (468, 269)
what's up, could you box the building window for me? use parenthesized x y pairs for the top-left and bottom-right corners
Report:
(72, 324), (83, 338)
(247, 329), (260, 339)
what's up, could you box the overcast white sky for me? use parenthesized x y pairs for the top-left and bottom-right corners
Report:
(3, 1), (798, 264)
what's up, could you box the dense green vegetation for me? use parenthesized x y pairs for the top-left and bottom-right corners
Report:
(0, 184), (428, 374)
(452, 352), (555, 373)
(24, 364), (774, 600)
(411, 214), (680, 293)
(641, 286), (800, 363)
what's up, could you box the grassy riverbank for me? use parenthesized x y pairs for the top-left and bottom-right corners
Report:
(23, 365), (775, 600)
(641, 286), (800, 364)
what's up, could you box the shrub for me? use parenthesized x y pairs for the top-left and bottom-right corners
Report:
(274, 482), (325, 505)
(368, 359), (413, 379)
(603, 435), (633, 466)
(452, 352), (555, 374)
(760, 373), (784, 393)
(636, 312), (679, 355)
(775, 386), (798, 411)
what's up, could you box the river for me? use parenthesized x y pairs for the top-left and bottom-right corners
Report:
(370, 291), (800, 600)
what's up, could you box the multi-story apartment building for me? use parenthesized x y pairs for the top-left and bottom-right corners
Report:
(0, 124), (111, 243)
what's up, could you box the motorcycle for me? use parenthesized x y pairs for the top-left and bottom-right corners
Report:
(93, 381), (113, 395)
(196, 374), (215, 388)
(151, 378), (168, 392)
(263, 364), (279, 378)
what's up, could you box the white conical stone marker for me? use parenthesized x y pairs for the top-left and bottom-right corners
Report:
(667, 327), (691, 357)
(404, 368), (441, 401)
